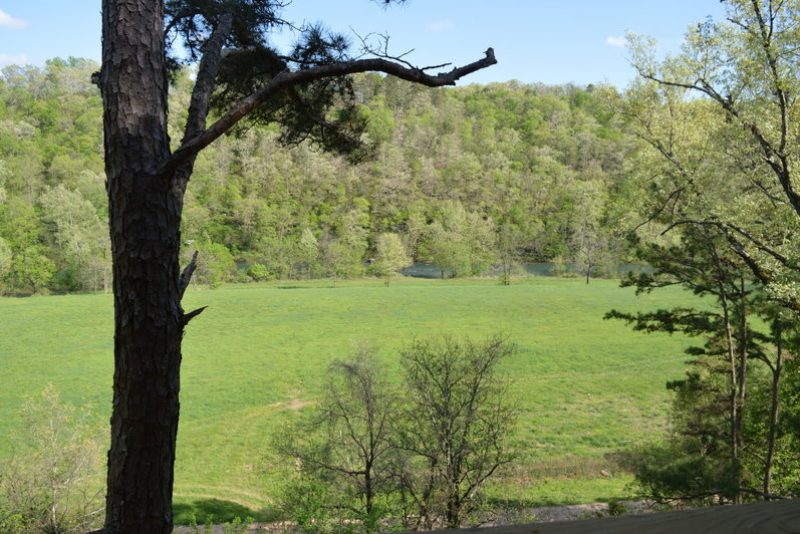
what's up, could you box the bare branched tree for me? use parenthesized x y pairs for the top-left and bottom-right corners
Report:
(0, 386), (103, 533)
(397, 336), (516, 529)
(277, 350), (398, 531)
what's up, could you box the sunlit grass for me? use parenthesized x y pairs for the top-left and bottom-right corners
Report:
(0, 276), (695, 518)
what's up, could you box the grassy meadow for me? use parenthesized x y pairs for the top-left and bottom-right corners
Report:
(0, 276), (697, 521)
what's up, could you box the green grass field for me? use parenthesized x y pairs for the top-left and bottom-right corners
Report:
(0, 277), (696, 521)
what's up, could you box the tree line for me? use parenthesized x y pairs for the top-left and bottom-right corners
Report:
(0, 58), (638, 294)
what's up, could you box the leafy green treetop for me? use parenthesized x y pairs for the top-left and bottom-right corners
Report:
(372, 232), (412, 285)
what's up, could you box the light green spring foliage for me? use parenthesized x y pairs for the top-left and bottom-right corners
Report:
(625, 0), (800, 309)
(0, 385), (103, 533)
(614, 0), (800, 504)
(569, 180), (613, 281)
(417, 200), (497, 278)
(40, 184), (110, 292)
(0, 237), (11, 284)
(195, 243), (236, 288)
(0, 59), (641, 294)
(297, 228), (321, 278)
(372, 232), (412, 283)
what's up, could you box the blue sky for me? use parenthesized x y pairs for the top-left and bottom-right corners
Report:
(0, 1), (726, 87)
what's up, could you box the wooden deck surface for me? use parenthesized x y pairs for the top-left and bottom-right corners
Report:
(437, 499), (800, 533)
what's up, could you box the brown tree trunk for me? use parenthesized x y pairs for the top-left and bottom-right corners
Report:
(446, 482), (461, 529)
(763, 320), (784, 497)
(718, 284), (741, 503)
(734, 276), (748, 504)
(100, 1), (183, 532)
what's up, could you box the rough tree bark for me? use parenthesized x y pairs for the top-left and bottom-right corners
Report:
(100, 3), (179, 531)
(97, 1), (495, 532)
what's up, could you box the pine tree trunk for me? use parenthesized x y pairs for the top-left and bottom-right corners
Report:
(100, 1), (183, 532)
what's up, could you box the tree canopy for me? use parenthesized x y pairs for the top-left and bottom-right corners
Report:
(0, 61), (640, 293)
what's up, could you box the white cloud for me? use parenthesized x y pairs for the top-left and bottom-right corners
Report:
(428, 19), (454, 33)
(0, 9), (28, 29)
(606, 35), (626, 48)
(0, 54), (29, 66)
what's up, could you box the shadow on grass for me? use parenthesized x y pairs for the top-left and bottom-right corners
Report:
(173, 498), (277, 525)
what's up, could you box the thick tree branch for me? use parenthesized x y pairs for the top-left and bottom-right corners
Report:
(633, 185), (686, 232)
(723, 233), (774, 289)
(160, 48), (496, 178)
(629, 125), (694, 231)
(182, 13), (234, 144)
(173, 12), (234, 196)
(751, 0), (787, 154)
(658, 218), (800, 311)
(722, 221), (794, 268)
(178, 250), (199, 299)
(660, 219), (793, 269)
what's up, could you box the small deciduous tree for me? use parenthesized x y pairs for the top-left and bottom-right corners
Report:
(496, 223), (523, 286)
(568, 180), (611, 284)
(247, 262), (270, 281)
(40, 184), (110, 292)
(10, 246), (55, 294)
(194, 242), (236, 288)
(420, 221), (470, 279)
(0, 196), (52, 294)
(0, 386), (103, 534)
(297, 228), (321, 279)
(277, 350), (398, 532)
(419, 201), (497, 279)
(321, 207), (371, 282)
(397, 336), (516, 529)
(274, 337), (516, 531)
(571, 224), (610, 284)
(0, 236), (11, 291)
(372, 232), (412, 285)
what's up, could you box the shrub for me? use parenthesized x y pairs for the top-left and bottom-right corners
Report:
(0, 385), (103, 533)
(247, 262), (270, 282)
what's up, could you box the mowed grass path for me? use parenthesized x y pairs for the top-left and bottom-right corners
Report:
(0, 277), (694, 515)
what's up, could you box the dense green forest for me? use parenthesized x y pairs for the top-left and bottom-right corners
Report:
(0, 57), (640, 293)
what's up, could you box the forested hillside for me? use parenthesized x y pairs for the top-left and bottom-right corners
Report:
(0, 57), (641, 293)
